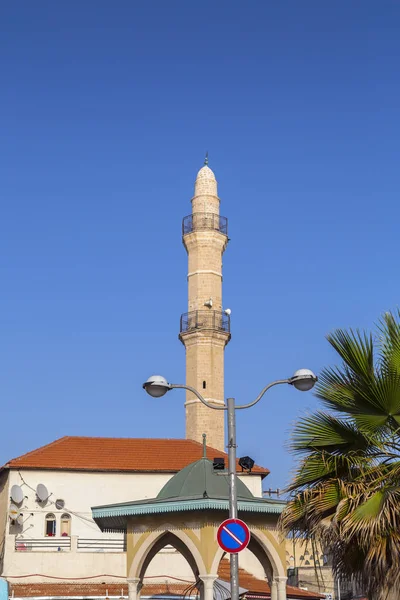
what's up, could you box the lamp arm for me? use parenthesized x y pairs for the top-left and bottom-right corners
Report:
(170, 384), (227, 410)
(235, 379), (290, 410)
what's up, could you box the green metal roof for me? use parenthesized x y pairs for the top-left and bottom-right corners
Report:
(91, 457), (286, 532)
(156, 457), (254, 501)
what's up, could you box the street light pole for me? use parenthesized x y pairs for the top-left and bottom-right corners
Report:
(142, 370), (317, 600)
(227, 397), (239, 600)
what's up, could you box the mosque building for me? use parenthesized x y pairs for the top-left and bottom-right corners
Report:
(0, 162), (323, 600)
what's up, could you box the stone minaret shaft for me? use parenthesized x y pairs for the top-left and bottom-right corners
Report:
(179, 162), (230, 451)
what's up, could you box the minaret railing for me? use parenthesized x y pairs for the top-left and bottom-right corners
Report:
(180, 310), (230, 334)
(182, 213), (228, 236)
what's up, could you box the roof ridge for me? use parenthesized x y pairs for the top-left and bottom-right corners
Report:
(1, 437), (269, 477)
(36, 436), (195, 441)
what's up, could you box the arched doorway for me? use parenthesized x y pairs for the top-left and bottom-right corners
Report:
(138, 531), (201, 582)
(127, 527), (210, 600)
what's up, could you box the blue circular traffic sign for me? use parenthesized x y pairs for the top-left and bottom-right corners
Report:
(217, 518), (250, 553)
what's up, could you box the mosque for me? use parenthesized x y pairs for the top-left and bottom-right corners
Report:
(0, 162), (323, 600)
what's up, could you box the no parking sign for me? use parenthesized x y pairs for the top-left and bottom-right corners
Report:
(217, 518), (250, 554)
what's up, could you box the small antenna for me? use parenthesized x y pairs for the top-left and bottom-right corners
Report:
(204, 151), (209, 166)
(202, 433), (207, 457)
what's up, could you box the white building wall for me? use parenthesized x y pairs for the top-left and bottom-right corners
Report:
(7, 469), (174, 540)
(2, 468), (264, 585)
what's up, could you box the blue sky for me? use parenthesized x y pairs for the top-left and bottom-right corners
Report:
(1, 1), (399, 489)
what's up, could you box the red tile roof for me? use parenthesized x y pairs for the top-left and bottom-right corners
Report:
(218, 558), (324, 599)
(10, 576), (324, 600)
(2, 436), (269, 477)
(10, 584), (129, 598)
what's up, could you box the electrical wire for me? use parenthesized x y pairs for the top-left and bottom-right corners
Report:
(17, 471), (109, 532)
(5, 574), (194, 582)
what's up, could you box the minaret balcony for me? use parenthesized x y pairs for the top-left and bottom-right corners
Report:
(180, 310), (230, 335)
(182, 213), (228, 236)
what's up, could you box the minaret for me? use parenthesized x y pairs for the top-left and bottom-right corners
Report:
(179, 158), (230, 451)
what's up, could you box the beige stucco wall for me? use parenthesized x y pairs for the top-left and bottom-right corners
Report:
(285, 539), (334, 596)
(0, 471), (10, 573)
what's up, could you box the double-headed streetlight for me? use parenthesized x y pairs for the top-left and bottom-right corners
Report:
(143, 369), (317, 600)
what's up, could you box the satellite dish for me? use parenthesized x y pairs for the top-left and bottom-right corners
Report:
(224, 308), (231, 316)
(10, 485), (24, 504)
(55, 499), (65, 510)
(16, 513), (24, 526)
(36, 484), (49, 502)
(9, 504), (19, 520)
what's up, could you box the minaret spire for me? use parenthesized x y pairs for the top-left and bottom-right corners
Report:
(202, 433), (207, 457)
(179, 162), (230, 451)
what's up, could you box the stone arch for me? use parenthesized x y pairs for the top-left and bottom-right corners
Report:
(210, 527), (286, 581)
(129, 527), (207, 581)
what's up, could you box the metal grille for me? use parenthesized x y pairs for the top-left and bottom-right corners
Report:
(15, 538), (71, 551)
(180, 310), (230, 334)
(77, 538), (126, 552)
(182, 213), (228, 236)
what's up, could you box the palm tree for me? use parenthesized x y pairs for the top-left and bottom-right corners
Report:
(280, 311), (400, 600)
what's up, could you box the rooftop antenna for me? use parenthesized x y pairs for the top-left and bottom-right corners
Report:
(202, 433), (207, 458)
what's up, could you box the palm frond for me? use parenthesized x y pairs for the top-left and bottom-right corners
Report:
(291, 412), (372, 454)
(326, 328), (374, 379)
(378, 309), (400, 375)
(280, 310), (400, 597)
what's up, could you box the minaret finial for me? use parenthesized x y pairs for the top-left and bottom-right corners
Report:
(202, 433), (207, 457)
(204, 152), (208, 166)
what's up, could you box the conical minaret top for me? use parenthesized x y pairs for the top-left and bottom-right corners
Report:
(179, 160), (230, 451)
(194, 163), (218, 200)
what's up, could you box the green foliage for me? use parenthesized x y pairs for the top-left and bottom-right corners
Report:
(279, 310), (400, 599)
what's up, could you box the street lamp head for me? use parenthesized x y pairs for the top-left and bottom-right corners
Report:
(289, 369), (318, 392)
(142, 375), (172, 398)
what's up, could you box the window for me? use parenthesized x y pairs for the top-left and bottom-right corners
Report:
(45, 513), (56, 537)
(60, 513), (71, 536)
(305, 560), (310, 566)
